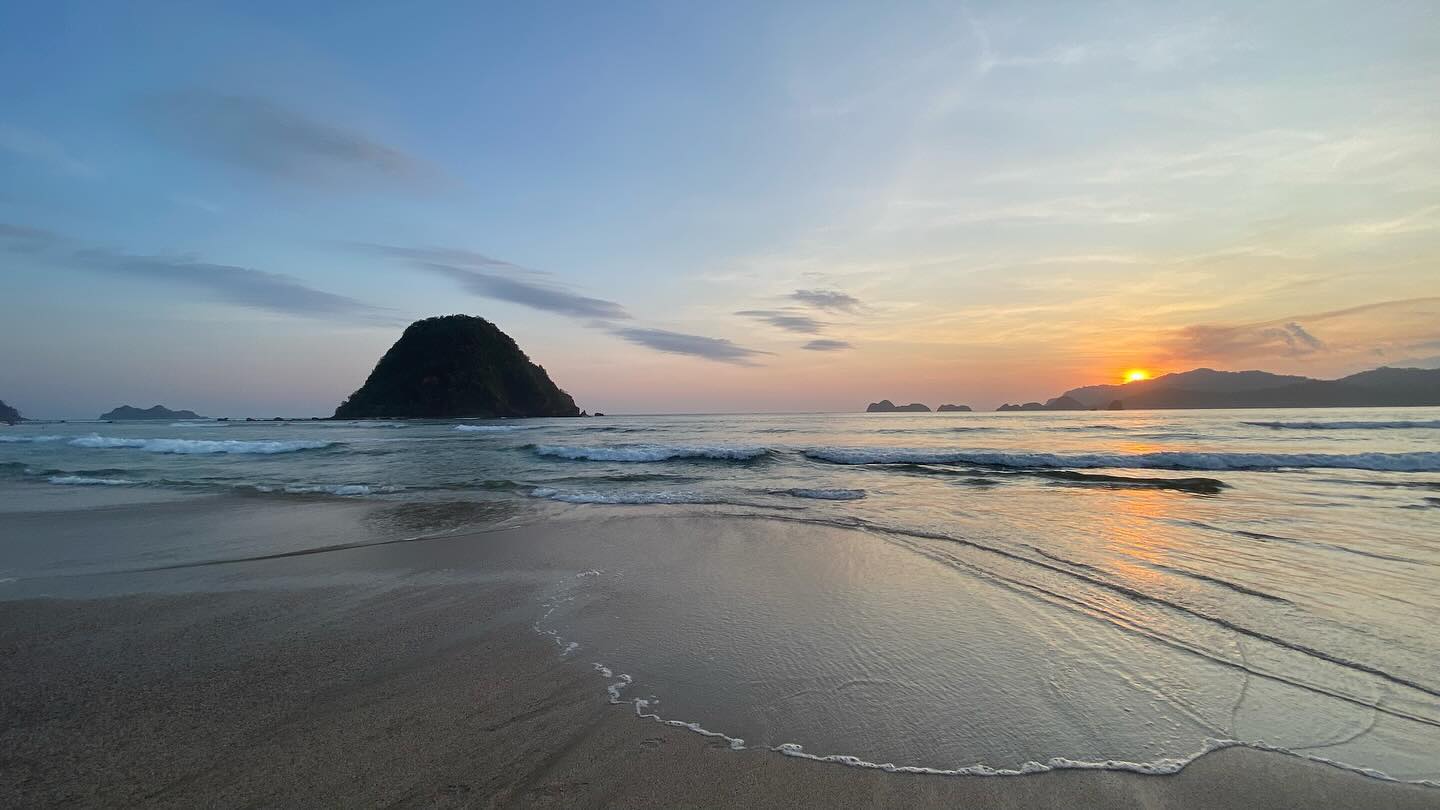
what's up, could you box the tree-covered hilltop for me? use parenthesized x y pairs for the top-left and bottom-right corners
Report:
(334, 315), (582, 419)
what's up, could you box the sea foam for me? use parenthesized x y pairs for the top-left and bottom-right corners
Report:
(67, 435), (332, 455)
(532, 444), (769, 462)
(455, 424), (530, 432)
(804, 447), (1440, 472)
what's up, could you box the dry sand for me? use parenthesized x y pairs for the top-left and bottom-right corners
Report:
(1, 507), (1437, 808)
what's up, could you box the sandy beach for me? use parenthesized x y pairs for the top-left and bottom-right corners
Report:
(2, 498), (1436, 808)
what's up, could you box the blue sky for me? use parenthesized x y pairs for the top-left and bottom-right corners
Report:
(2, 1), (1438, 417)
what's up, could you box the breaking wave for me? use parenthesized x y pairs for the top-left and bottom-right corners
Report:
(47, 475), (137, 486)
(254, 483), (401, 496)
(529, 487), (714, 504)
(66, 435), (333, 455)
(779, 488), (867, 500)
(1244, 420), (1440, 430)
(804, 447), (1440, 472)
(455, 424), (531, 433)
(532, 444), (770, 462)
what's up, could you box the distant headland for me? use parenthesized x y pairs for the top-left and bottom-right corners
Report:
(0, 399), (21, 425)
(865, 366), (1440, 413)
(334, 315), (583, 419)
(1048, 366), (1440, 410)
(866, 400), (932, 413)
(866, 401), (974, 413)
(100, 405), (201, 420)
(996, 396), (1088, 412)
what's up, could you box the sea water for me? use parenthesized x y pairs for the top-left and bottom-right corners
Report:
(2, 408), (1438, 782)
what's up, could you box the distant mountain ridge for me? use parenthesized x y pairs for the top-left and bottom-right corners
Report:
(0, 399), (20, 424)
(101, 405), (201, 420)
(1057, 367), (1440, 410)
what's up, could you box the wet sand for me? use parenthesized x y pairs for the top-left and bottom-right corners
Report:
(2, 504), (1438, 808)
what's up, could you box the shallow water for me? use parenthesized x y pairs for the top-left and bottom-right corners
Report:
(2, 408), (1438, 782)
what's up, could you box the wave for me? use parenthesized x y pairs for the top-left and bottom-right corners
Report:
(542, 472), (704, 485)
(1035, 470), (1227, 494)
(455, 424), (531, 433)
(893, 464), (1225, 493)
(531, 444), (770, 462)
(0, 435), (66, 443)
(1245, 419), (1440, 430)
(529, 487), (713, 504)
(804, 447), (1440, 472)
(47, 475), (137, 486)
(779, 488), (867, 501)
(66, 435), (333, 455)
(254, 483), (400, 496)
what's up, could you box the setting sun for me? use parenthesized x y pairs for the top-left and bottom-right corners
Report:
(1124, 369), (1151, 383)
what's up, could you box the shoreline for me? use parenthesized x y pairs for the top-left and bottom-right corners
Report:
(2, 505), (1438, 807)
(5, 583), (1438, 808)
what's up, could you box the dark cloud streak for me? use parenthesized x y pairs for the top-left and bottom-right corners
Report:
(362, 242), (771, 364)
(736, 309), (826, 334)
(1168, 321), (1326, 359)
(419, 262), (630, 321)
(610, 327), (770, 366)
(140, 91), (438, 189)
(1, 223), (391, 323)
(790, 289), (862, 313)
(802, 339), (853, 351)
(359, 242), (629, 321)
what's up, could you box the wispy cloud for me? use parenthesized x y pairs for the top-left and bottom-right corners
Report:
(1347, 204), (1440, 237)
(85, 250), (392, 321)
(355, 243), (525, 272)
(0, 223), (390, 323)
(422, 262), (630, 321)
(362, 243), (775, 364)
(802, 339), (854, 351)
(610, 327), (770, 366)
(1168, 320), (1325, 359)
(359, 243), (628, 321)
(879, 195), (1170, 230)
(1166, 298), (1440, 362)
(0, 124), (93, 176)
(736, 309), (825, 334)
(0, 223), (63, 252)
(790, 289), (863, 313)
(970, 11), (1227, 77)
(139, 91), (438, 189)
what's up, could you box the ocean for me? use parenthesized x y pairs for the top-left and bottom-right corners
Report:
(2, 408), (1438, 784)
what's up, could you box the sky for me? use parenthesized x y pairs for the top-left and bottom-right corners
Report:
(2, 1), (1438, 418)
